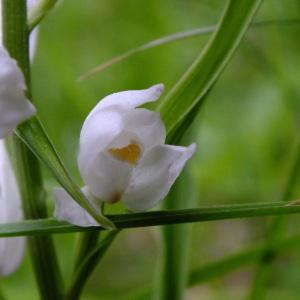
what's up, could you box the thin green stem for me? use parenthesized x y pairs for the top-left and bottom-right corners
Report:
(2, 201), (300, 237)
(66, 230), (119, 300)
(73, 204), (106, 270)
(2, 1), (63, 299)
(73, 231), (101, 270)
(156, 177), (194, 300)
(78, 18), (300, 80)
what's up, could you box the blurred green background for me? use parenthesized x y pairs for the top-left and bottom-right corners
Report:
(2, 0), (300, 299)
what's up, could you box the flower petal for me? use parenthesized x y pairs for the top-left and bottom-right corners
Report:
(0, 141), (25, 277)
(0, 48), (36, 138)
(78, 107), (126, 195)
(88, 84), (164, 115)
(79, 150), (133, 202)
(123, 108), (166, 150)
(53, 186), (99, 227)
(122, 143), (196, 212)
(78, 84), (165, 202)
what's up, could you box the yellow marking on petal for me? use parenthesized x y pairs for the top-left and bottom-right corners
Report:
(108, 143), (141, 165)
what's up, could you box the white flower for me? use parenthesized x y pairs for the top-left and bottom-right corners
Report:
(0, 141), (25, 277)
(54, 84), (196, 226)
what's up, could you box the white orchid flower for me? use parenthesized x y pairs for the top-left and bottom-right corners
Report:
(54, 84), (196, 226)
(0, 141), (25, 277)
(0, 0), (38, 138)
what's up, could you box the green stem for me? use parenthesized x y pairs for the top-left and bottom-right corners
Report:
(2, 1), (63, 299)
(156, 174), (194, 300)
(79, 18), (300, 80)
(73, 231), (101, 270)
(2, 201), (300, 237)
(66, 230), (119, 300)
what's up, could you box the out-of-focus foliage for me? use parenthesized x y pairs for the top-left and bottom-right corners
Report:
(2, 0), (300, 299)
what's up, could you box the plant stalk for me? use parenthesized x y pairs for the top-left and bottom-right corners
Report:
(2, 201), (300, 237)
(2, 1), (63, 299)
(66, 230), (119, 300)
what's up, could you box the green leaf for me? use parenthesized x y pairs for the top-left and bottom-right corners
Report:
(157, 0), (263, 134)
(16, 117), (115, 229)
(1, 202), (300, 237)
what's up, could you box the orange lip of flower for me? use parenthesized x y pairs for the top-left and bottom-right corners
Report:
(108, 142), (141, 165)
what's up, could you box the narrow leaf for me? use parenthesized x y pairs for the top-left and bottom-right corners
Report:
(1, 202), (300, 237)
(79, 18), (300, 80)
(156, 172), (195, 300)
(157, 0), (263, 134)
(16, 117), (115, 229)
(66, 231), (119, 300)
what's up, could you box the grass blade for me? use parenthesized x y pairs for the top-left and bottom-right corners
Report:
(79, 18), (300, 80)
(157, 0), (262, 134)
(2, 201), (300, 237)
(66, 230), (119, 300)
(155, 171), (195, 300)
(16, 118), (115, 229)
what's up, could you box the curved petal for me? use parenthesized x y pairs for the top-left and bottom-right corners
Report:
(122, 143), (196, 212)
(53, 186), (99, 227)
(80, 150), (133, 202)
(88, 84), (164, 116)
(78, 85), (165, 202)
(0, 141), (25, 277)
(123, 108), (166, 151)
(0, 48), (36, 138)
(78, 107), (125, 182)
